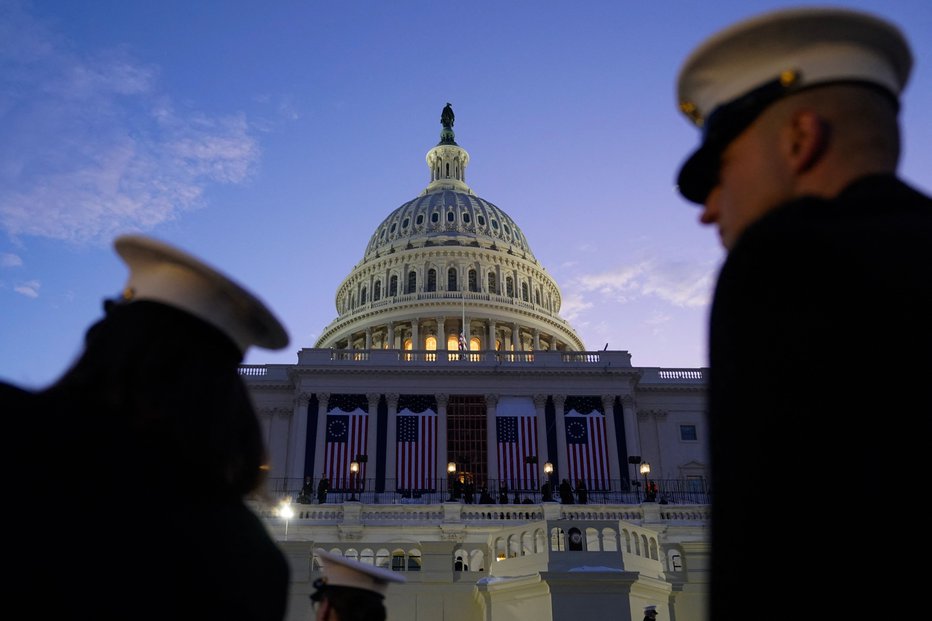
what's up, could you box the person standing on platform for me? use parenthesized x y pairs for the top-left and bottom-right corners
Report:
(318, 473), (330, 504)
(559, 478), (574, 504)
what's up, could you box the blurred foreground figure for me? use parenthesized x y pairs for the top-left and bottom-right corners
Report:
(310, 549), (406, 621)
(6, 235), (290, 620)
(674, 7), (932, 620)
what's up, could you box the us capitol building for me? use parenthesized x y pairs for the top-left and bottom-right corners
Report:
(241, 105), (710, 621)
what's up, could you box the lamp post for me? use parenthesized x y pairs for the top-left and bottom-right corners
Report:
(447, 461), (457, 501)
(349, 460), (359, 501)
(543, 462), (554, 501)
(640, 462), (652, 501)
(278, 498), (294, 541)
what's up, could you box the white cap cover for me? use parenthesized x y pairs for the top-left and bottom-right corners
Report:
(315, 549), (406, 597)
(675, 7), (912, 203)
(114, 234), (289, 355)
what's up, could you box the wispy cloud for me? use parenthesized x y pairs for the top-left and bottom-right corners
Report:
(0, 2), (260, 245)
(14, 279), (40, 298)
(565, 258), (717, 310)
(1, 252), (23, 267)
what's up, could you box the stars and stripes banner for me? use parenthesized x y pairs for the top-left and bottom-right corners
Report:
(324, 408), (368, 490)
(396, 407), (437, 491)
(496, 396), (539, 491)
(565, 409), (609, 490)
(458, 332), (468, 350)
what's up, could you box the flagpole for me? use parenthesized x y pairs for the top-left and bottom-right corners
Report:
(459, 292), (466, 353)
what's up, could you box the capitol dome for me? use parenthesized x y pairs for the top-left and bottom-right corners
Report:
(315, 105), (585, 352)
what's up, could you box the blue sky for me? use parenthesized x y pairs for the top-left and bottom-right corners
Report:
(2, 0), (930, 389)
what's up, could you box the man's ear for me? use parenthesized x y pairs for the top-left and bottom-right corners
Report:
(784, 109), (828, 174)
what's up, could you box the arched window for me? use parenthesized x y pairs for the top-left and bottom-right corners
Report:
(360, 286), (367, 305)
(448, 268), (458, 291)
(602, 528), (619, 552)
(488, 273), (498, 295)
(389, 275), (398, 297)
(391, 549), (406, 571)
(535, 289), (540, 305)
(550, 527), (566, 551)
(506, 277), (514, 297)
(376, 549), (391, 569)
(521, 282), (529, 301)
(373, 280), (381, 301)
(468, 269), (478, 292)
(425, 335), (437, 351)
(407, 549), (422, 571)
(426, 269), (437, 292)
(454, 549), (469, 571)
(407, 270), (416, 294)
(567, 527), (584, 551)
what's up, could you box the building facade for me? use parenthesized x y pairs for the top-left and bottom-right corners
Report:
(242, 108), (710, 621)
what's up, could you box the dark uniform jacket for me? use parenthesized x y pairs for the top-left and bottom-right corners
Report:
(708, 174), (932, 619)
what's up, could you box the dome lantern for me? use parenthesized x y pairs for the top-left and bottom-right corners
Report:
(424, 103), (471, 195)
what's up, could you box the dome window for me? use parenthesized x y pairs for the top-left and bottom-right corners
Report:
(462, 212), (471, 224)
(427, 269), (437, 292)
(431, 212), (440, 224)
(506, 277), (514, 297)
(503, 224), (511, 235)
(402, 217), (410, 229)
(406, 271), (417, 294)
(447, 211), (455, 223)
(389, 275), (398, 297)
(477, 214), (485, 226)
(468, 269), (478, 292)
(390, 223), (397, 234)
(360, 286), (368, 305)
(448, 268), (458, 292)
(521, 282), (529, 302)
(488, 273), (498, 295)
(380, 229), (386, 240)
(490, 220), (499, 230)
(416, 214), (424, 225)
(374, 280), (382, 301)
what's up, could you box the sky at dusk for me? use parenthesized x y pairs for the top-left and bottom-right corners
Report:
(2, 0), (930, 389)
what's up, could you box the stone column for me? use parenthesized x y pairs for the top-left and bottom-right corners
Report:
(286, 392), (311, 484)
(512, 322), (520, 351)
(621, 394), (640, 485)
(485, 394), (499, 485)
(387, 321), (395, 349)
(553, 394), (567, 482)
(366, 393), (380, 485)
(436, 316), (446, 350)
(311, 392), (330, 480)
(533, 328), (540, 351)
(411, 320), (419, 351)
(487, 319), (496, 351)
(621, 395), (640, 458)
(385, 393), (399, 487)
(365, 327), (372, 349)
(436, 393), (449, 489)
(533, 393), (549, 486)
(601, 394), (621, 483)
